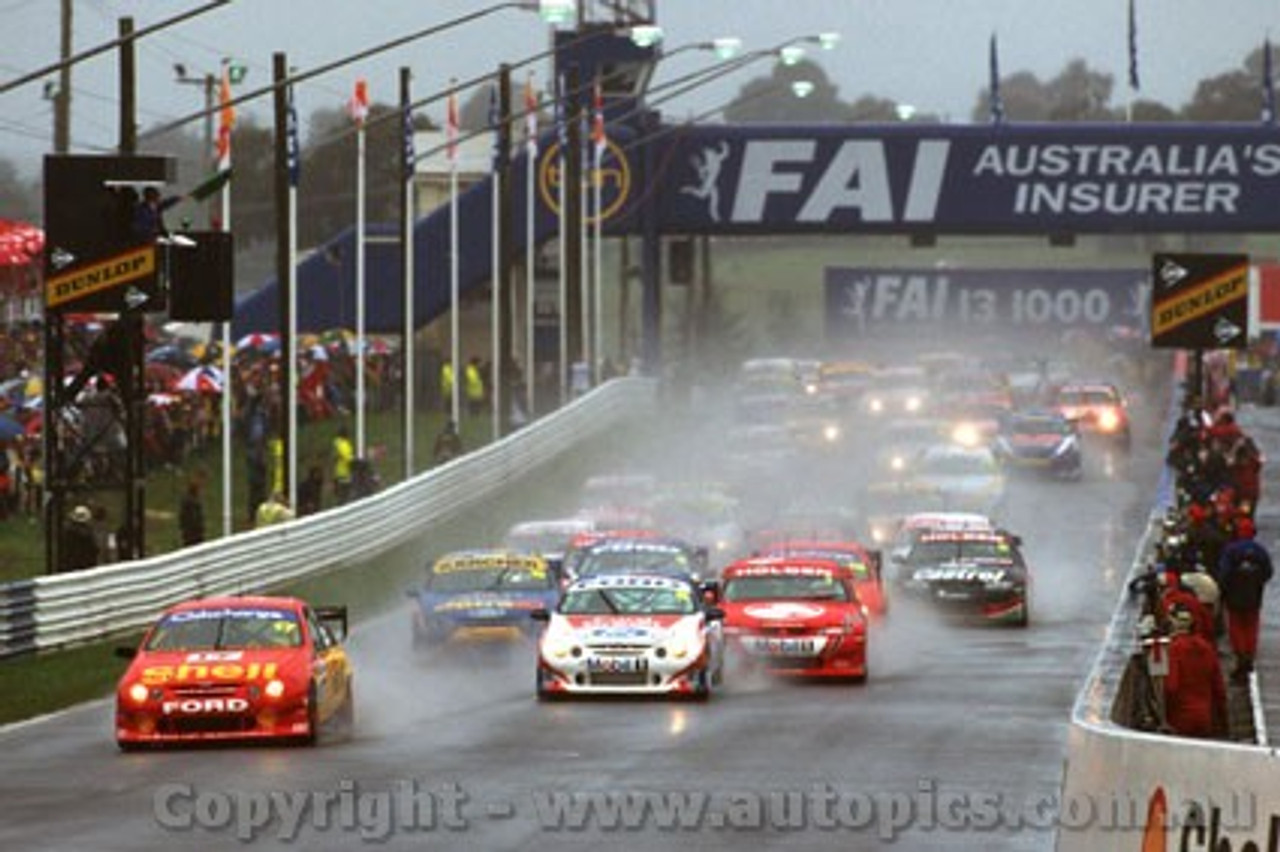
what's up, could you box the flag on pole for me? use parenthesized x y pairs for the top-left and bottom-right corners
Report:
(402, 103), (416, 181)
(1128, 0), (1140, 92)
(554, 73), (567, 153)
(488, 83), (501, 170)
(286, 85), (300, 187)
(1264, 37), (1276, 125)
(524, 73), (538, 156)
(591, 76), (606, 157)
(216, 64), (234, 173)
(988, 33), (1005, 125)
(192, 63), (236, 202)
(348, 78), (370, 126)
(446, 87), (460, 164)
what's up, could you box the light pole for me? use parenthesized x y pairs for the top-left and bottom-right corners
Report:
(173, 65), (215, 228)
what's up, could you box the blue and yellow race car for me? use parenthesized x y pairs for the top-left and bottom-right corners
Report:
(408, 550), (560, 649)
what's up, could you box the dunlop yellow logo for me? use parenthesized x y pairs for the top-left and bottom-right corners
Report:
(1151, 265), (1247, 338)
(46, 246), (155, 309)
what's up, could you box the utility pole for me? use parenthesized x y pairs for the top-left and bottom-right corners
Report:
(273, 52), (294, 502)
(120, 16), (147, 560)
(497, 63), (514, 435)
(55, 0), (72, 153)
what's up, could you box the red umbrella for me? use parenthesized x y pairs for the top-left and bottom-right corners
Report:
(0, 219), (43, 267)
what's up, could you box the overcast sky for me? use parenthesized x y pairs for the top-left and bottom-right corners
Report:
(1, 0), (1276, 177)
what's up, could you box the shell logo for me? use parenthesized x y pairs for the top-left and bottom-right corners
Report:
(536, 140), (632, 225)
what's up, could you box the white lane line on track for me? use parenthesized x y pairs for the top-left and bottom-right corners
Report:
(0, 697), (111, 737)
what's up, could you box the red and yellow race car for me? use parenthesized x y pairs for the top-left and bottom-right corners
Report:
(114, 595), (354, 750)
(720, 556), (869, 681)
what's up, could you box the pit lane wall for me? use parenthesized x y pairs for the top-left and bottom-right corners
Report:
(0, 379), (656, 660)
(1057, 412), (1280, 851)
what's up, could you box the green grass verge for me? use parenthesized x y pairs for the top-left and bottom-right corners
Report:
(0, 412), (662, 727)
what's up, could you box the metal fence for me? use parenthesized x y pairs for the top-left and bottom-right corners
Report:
(0, 379), (656, 659)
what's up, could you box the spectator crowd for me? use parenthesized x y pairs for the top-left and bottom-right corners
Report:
(1125, 390), (1273, 740)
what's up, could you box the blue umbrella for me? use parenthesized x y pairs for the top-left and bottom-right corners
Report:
(0, 414), (25, 441)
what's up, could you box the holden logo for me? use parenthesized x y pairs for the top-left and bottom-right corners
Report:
(743, 602), (826, 620)
(1213, 317), (1242, 345)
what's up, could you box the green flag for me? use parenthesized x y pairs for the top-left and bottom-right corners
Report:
(189, 168), (232, 202)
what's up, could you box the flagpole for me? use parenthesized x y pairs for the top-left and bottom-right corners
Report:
(557, 145), (567, 405)
(288, 169), (298, 511)
(579, 118), (590, 386)
(354, 92), (368, 460)
(525, 82), (537, 419)
(491, 162), (501, 441)
(1127, 0), (1139, 122)
(217, 60), (233, 538)
(593, 140), (604, 381)
(401, 68), (415, 480)
(449, 88), (461, 427)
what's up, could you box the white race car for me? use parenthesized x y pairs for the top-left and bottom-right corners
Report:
(532, 574), (725, 699)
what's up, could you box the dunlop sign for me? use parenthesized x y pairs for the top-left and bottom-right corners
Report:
(1150, 252), (1249, 350)
(46, 245), (156, 312)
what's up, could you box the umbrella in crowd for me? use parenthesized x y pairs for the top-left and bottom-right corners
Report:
(236, 333), (281, 354)
(176, 365), (224, 394)
(147, 344), (200, 369)
(0, 414), (25, 441)
(0, 219), (43, 268)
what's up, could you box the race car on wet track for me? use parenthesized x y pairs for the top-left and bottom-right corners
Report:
(407, 549), (560, 649)
(720, 556), (869, 680)
(992, 409), (1083, 479)
(532, 573), (725, 699)
(755, 539), (887, 617)
(890, 529), (1030, 626)
(114, 595), (354, 749)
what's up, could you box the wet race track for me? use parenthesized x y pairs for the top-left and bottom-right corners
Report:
(0, 367), (1166, 851)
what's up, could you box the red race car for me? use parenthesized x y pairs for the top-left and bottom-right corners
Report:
(114, 595), (354, 750)
(720, 556), (869, 681)
(755, 539), (887, 618)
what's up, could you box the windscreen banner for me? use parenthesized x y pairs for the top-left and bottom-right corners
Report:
(656, 124), (1280, 235)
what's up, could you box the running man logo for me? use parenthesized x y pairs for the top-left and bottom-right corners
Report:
(46, 245), (156, 311)
(1150, 253), (1249, 350)
(537, 139), (632, 224)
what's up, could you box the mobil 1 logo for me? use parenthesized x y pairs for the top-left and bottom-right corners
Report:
(1150, 253), (1249, 350)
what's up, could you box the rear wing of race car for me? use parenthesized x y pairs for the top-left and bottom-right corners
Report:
(316, 606), (349, 642)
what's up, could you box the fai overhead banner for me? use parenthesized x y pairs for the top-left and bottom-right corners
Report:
(657, 125), (1280, 235)
(825, 267), (1149, 338)
(1150, 253), (1249, 349)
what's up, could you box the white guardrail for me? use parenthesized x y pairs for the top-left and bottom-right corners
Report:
(0, 378), (656, 659)
(1057, 415), (1280, 850)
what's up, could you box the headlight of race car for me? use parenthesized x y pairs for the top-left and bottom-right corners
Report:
(869, 398), (884, 414)
(823, 423), (841, 442)
(952, 423), (981, 447)
(542, 634), (577, 660)
(905, 396), (922, 413)
(661, 627), (703, 661)
(1097, 408), (1121, 432)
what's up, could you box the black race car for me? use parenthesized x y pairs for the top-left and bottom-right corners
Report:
(890, 530), (1029, 626)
